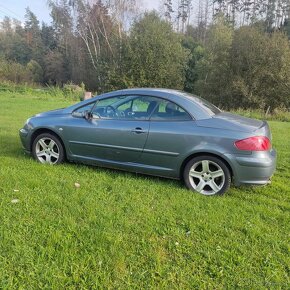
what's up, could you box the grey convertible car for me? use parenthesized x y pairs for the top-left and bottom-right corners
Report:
(19, 88), (276, 195)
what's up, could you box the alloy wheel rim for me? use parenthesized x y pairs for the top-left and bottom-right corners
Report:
(35, 138), (60, 164)
(189, 160), (225, 195)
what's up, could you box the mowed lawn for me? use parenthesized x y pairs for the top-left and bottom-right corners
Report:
(0, 91), (289, 289)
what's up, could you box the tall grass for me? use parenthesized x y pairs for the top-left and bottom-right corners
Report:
(230, 108), (290, 122)
(0, 81), (84, 101)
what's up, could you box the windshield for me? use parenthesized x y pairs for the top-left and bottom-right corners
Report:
(180, 92), (221, 116)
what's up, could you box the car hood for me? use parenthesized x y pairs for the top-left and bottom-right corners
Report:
(34, 108), (67, 117)
(196, 112), (265, 133)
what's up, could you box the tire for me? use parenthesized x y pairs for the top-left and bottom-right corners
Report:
(183, 155), (231, 196)
(32, 133), (65, 165)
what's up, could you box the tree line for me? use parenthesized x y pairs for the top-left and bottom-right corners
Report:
(0, 0), (290, 110)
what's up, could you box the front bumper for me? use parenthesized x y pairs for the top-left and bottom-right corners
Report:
(225, 149), (277, 186)
(19, 128), (31, 154)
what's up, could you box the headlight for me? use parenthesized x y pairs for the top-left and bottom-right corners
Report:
(24, 118), (33, 130)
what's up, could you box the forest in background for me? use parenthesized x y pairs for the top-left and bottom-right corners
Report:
(0, 0), (290, 111)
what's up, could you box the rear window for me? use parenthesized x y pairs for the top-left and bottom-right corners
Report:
(180, 92), (221, 116)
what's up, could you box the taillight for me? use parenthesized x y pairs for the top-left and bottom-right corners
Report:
(234, 136), (271, 151)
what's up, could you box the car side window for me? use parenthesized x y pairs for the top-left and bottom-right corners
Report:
(91, 97), (121, 119)
(150, 99), (192, 121)
(72, 102), (96, 118)
(91, 95), (160, 120)
(126, 96), (159, 119)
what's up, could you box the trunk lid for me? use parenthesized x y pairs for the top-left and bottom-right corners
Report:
(197, 112), (271, 137)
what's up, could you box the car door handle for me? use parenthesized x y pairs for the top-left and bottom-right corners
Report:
(131, 127), (147, 134)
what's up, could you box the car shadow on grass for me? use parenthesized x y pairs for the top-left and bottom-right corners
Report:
(67, 161), (185, 190)
(11, 147), (264, 197)
(63, 162), (252, 198)
(4, 143), (184, 190)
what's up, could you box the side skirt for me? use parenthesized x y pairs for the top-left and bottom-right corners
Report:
(69, 154), (179, 179)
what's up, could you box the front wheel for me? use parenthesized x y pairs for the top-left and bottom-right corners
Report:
(183, 156), (231, 196)
(32, 133), (65, 165)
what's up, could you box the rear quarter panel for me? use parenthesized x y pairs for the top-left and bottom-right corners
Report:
(141, 120), (252, 178)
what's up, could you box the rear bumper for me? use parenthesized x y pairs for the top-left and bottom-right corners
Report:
(225, 149), (277, 186)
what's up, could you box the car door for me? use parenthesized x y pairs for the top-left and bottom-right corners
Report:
(63, 95), (157, 163)
(139, 98), (194, 173)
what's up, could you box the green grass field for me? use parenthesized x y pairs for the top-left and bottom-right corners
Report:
(0, 91), (289, 289)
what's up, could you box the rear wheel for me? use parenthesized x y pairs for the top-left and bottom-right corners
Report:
(183, 155), (231, 196)
(32, 133), (65, 165)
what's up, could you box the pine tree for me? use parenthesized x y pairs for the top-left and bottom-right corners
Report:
(177, 0), (191, 33)
(164, 0), (174, 24)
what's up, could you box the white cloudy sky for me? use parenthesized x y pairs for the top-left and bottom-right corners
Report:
(0, 0), (160, 24)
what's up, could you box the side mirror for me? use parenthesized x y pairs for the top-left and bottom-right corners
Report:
(84, 110), (92, 120)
